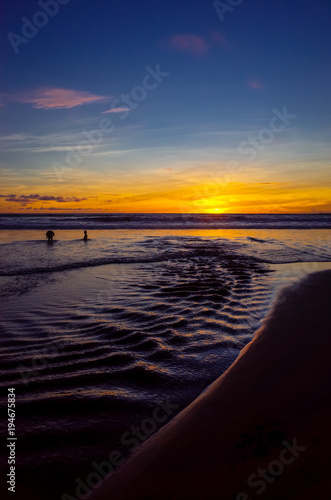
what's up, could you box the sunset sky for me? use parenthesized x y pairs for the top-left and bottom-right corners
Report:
(1, 0), (330, 213)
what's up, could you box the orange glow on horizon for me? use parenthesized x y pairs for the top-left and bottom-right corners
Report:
(1, 179), (330, 214)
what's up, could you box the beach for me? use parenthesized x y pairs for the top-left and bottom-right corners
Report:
(2, 0), (330, 496)
(0, 217), (330, 499)
(91, 269), (331, 500)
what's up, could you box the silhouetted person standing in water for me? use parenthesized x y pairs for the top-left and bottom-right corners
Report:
(83, 230), (88, 241)
(46, 230), (55, 242)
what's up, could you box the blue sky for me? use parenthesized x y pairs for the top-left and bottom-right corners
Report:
(1, 0), (330, 212)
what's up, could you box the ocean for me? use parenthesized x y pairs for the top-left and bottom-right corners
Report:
(1, 212), (331, 230)
(0, 213), (331, 499)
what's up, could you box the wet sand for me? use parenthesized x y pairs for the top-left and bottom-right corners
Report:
(91, 270), (331, 500)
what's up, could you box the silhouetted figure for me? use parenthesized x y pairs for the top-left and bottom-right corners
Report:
(83, 230), (88, 241)
(46, 230), (55, 242)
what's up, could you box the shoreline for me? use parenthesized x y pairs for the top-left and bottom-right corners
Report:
(1, 232), (331, 499)
(91, 270), (331, 499)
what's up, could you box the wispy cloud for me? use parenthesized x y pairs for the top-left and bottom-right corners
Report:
(2, 88), (110, 109)
(247, 77), (264, 90)
(0, 193), (88, 206)
(166, 32), (230, 56)
(0, 134), (27, 141)
(168, 34), (209, 56)
(39, 207), (96, 211)
(0, 130), (119, 154)
(102, 107), (131, 114)
(210, 31), (229, 48)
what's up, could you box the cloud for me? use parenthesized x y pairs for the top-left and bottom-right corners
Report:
(247, 78), (263, 90)
(36, 207), (95, 211)
(210, 31), (229, 48)
(4, 88), (110, 109)
(1, 194), (88, 206)
(168, 34), (209, 56)
(0, 134), (26, 141)
(102, 107), (131, 114)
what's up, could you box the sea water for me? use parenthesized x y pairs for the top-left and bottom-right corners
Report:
(0, 214), (330, 498)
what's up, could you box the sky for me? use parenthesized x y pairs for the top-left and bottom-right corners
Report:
(0, 0), (330, 214)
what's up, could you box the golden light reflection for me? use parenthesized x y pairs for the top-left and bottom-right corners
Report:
(1, 170), (331, 214)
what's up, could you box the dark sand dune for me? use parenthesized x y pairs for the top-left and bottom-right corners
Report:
(91, 270), (331, 500)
